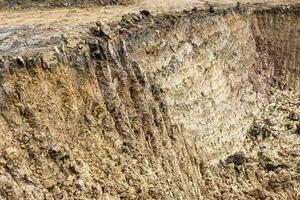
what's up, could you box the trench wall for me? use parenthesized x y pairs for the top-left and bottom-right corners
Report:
(0, 6), (299, 199)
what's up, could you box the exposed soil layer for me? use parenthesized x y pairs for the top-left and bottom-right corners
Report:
(0, 2), (299, 200)
(202, 89), (300, 199)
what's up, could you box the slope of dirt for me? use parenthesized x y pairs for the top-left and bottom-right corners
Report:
(0, 2), (299, 200)
(201, 88), (300, 199)
(252, 6), (300, 89)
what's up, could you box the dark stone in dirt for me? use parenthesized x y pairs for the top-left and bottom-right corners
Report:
(288, 112), (300, 121)
(263, 162), (287, 171)
(140, 10), (151, 17)
(191, 7), (198, 12)
(226, 151), (247, 166)
(89, 42), (107, 60)
(48, 144), (70, 162)
(16, 57), (26, 67)
(269, 77), (278, 87)
(209, 6), (215, 13)
(249, 125), (271, 139)
(92, 22), (113, 40)
(286, 123), (295, 130)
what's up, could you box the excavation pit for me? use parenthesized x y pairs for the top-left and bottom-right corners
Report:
(0, 2), (299, 199)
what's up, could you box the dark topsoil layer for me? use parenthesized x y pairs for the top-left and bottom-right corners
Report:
(99, 4), (300, 47)
(0, 0), (132, 9)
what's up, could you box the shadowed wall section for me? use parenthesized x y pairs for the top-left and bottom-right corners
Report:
(252, 6), (300, 89)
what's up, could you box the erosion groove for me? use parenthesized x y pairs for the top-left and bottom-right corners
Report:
(0, 3), (299, 200)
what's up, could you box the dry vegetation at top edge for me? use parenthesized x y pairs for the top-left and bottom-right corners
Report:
(0, 0), (133, 9)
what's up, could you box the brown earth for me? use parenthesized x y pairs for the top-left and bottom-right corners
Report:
(0, 0), (132, 9)
(0, 1), (299, 200)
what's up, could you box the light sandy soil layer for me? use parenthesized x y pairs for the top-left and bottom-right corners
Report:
(203, 89), (300, 199)
(0, 1), (299, 200)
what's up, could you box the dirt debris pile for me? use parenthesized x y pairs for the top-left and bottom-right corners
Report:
(0, 2), (299, 200)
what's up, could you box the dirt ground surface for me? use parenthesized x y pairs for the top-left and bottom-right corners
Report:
(0, 0), (299, 55)
(0, 0), (132, 9)
(1, 0), (299, 26)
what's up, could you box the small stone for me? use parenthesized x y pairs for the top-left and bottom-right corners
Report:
(48, 143), (70, 162)
(226, 151), (247, 166)
(249, 125), (271, 139)
(192, 7), (198, 12)
(74, 190), (81, 197)
(0, 158), (7, 165)
(286, 123), (295, 130)
(16, 56), (26, 66)
(22, 133), (32, 143)
(209, 5), (215, 13)
(5, 147), (18, 159)
(264, 118), (276, 126)
(94, 21), (113, 40)
(288, 112), (300, 121)
(84, 113), (94, 124)
(140, 10), (150, 17)
(75, 179), (85, 189)
(56, 193), (64, 199)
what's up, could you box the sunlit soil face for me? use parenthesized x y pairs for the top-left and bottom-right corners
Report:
(0, 2), (299, 200)
(201, 89), (300, 199)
